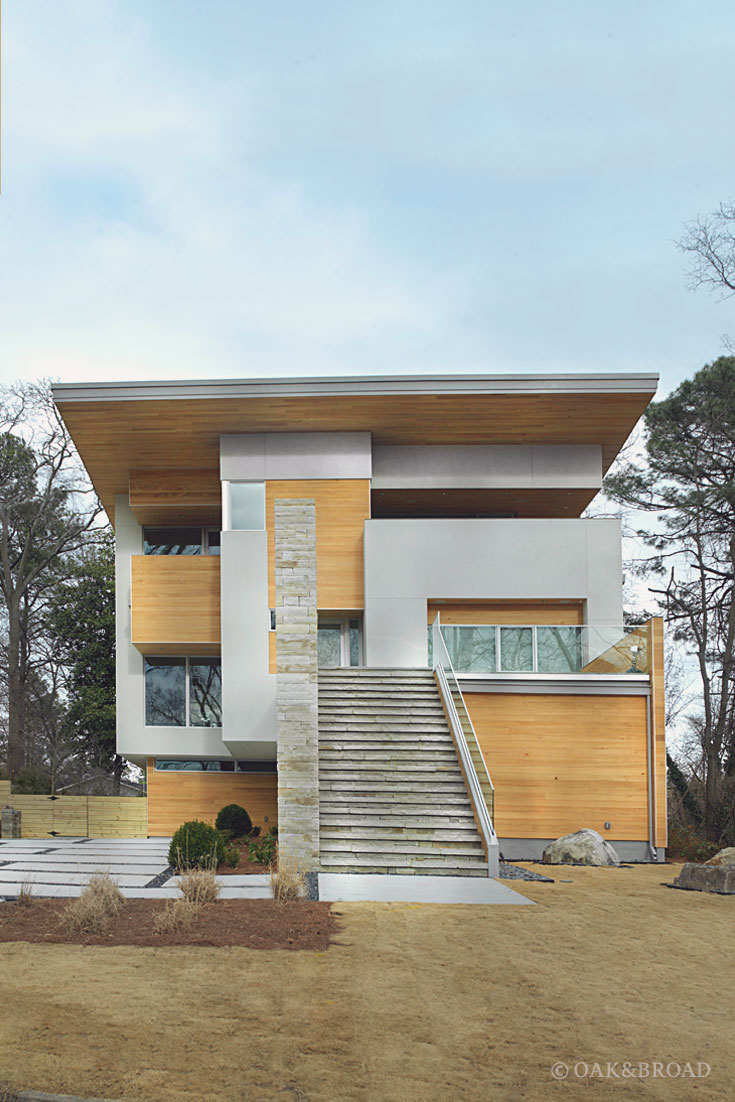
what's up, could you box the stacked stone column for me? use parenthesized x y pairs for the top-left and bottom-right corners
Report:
(274, 499), (320, 869)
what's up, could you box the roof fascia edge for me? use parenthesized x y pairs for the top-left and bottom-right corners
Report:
(51, 373), (660, 404)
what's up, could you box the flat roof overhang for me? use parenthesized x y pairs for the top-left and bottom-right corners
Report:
(51, 372), (658, 520)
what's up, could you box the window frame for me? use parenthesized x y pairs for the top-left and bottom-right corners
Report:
(143, 525), (222, 556)
(144, 655), (223, 728)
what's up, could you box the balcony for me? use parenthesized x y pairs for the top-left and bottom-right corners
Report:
(430, 619), (651, 676)
(131, 556), (220, 653)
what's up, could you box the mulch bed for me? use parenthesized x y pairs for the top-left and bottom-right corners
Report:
(0, 898), (337, 950)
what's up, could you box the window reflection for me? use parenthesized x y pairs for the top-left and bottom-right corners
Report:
(145, 657), (222, 727)
(499, 627), (534, 672)
(189, 660), (223, 727)
(145, 658), (186, 726)
(143, 527), (202, 555)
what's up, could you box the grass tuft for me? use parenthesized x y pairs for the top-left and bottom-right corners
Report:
(179, 866), (221, 906)
(153, 898), (201, 935)
(61, 870), (124, 935)
(16, 875), (35, 907)
(270, 854), (304, 903)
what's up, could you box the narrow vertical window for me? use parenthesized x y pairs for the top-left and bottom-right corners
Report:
(227, 482), (266, 530)
(145, 658), (186, 726)
(189, 659), (223, 727)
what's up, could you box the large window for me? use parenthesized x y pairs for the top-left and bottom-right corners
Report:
(145, 657), (222, 727)
(143, 527), (220, 555)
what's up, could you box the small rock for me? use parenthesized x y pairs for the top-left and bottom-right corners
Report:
(673, 863), (735, 893)
(705, 847), (735, 867)
(542, 829), (620, 867)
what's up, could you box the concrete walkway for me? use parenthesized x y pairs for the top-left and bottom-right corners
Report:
(1, 838), (533, 904)
(318, 871), (534, 904)
(0, 837), (271, 899)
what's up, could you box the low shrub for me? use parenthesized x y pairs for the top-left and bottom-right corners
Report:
(169, 820), (224, 870)
(154, 898), (200, 935)
(248, 833), (277, 866)
(250, 825), (261, 838)
(223, 843), (240, 868)
(667, 824), (719, 863)
(270, 855), (304, 903)
(269, 826), (278, 838)
(179, 866), (221, 905)
(215, 803), (252, 839)
(62, 870), (124, 935)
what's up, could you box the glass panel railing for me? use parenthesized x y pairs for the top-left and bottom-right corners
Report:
(431, 616), (497, 861)
(429, 622), (650, 675)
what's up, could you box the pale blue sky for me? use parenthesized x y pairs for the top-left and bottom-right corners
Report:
(2, 0), (735, 394)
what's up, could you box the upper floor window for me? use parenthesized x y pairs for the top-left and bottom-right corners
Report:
(143, 527), (220, 555)
(145, 656), (222, 727)
(222, 481), (266, 531)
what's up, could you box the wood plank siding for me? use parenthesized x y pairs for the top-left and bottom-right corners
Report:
(146, 760), (278, 837)
(428, 600), (584, 625)
(650, 617), (667, 847)
(131, 556), (221, 649)
(56, 391), (653, 519)
(465, 692), (650, 840)
(266, 479), (370, 610)
(129, 468), (221, 526)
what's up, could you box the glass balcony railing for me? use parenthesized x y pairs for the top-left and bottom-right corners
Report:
(428, 622), (650, 676)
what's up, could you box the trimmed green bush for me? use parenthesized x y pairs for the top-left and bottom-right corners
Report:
(215, 803), (253, 838)
(169, 820), (225, 870)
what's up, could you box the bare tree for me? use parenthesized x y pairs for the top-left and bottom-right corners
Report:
(0, 381), (104, 783)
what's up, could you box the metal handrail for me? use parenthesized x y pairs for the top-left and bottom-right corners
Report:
(432, 615), (498, 877)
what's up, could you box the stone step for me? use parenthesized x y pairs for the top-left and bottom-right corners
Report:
(318, 703), (446, 715)
(318, 667), (433, 675)
(319, 837), (484, 855)
(319, 792), (473, 807)
(319, 813), (478, 829)
(319, 825), (479, 841)
(317, 851), (487, 870)
(319, 759), (461, 773)
(319, 778), (467, 791)
(318, 863), (489, 877)
(319, 738), (454, 751)
(318, 749), (458, 763)
(317, 718), (449, 727)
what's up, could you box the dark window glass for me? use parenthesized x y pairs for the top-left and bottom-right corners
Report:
(189, 659), (222, 727)
(236, 760), (277, 773)
(349, 619), (360, 666)
(154, 759), (234, 771)
(145, 658), (186, 726)
(206, 530), (221, 555)
(144, 527), (202, 555)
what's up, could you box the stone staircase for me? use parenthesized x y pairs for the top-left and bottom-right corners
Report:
(318, 667), (489, 876)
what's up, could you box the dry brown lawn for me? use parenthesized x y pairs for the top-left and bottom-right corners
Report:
(0, 864), (732, 1101)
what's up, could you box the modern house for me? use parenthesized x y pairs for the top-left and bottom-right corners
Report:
(52, 373), (666, 876)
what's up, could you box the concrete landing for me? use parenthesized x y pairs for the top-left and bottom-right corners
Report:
(318, 872), (534, 904)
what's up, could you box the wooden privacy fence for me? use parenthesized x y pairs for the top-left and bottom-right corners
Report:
(0, 782), (147, 838)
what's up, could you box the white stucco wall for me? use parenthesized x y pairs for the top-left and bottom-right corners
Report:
(363, 517), (623, 667)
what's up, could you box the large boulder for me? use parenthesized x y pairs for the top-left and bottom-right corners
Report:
(673, 862), (735, 894)
(705, 847), (735, 867)
(542, 829), (620, 867)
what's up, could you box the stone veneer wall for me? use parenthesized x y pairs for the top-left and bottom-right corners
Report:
(274, 499), (320, 869)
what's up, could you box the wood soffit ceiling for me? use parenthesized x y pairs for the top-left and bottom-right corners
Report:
(55, 390), (656, 519)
